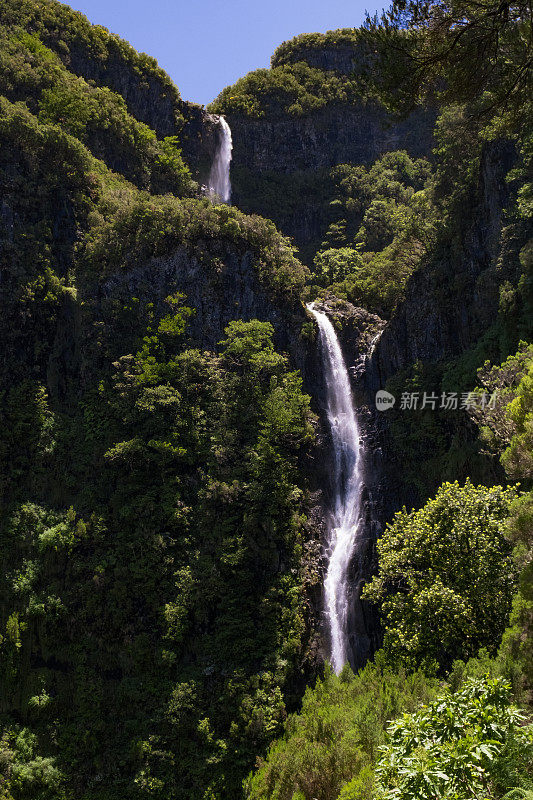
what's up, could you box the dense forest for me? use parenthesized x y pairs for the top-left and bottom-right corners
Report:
(0, 0), (531, 799)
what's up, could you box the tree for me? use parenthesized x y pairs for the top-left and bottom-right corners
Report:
(469, 343), (533, 467)
(469, 345), (533, 699)
(363, 480), (519, 671)
(363, 0), (532, 120)
(502, 359), (533, 479)
(313, 247), (364, 285)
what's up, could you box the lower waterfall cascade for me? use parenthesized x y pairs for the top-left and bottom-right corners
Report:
(308, 303), (365, 673)
(208, 115), (233, 203)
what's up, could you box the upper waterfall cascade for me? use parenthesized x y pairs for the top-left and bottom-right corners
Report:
(308, 303), (365, 674)
(208, 116), (233, 203)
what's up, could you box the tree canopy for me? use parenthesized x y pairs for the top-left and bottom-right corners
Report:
(362, 480), (519, 672)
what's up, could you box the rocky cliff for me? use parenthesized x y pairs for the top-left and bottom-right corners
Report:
(227, 102), (435, 257)
(369, 139), (519, 382)
(54, 36), (220, 181)
(361, 138), (524, 520)
(210, 29), (436, 258)
(227, 103), (434, 174)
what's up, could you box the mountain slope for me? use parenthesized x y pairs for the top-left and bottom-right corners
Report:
(209, 29), (436, 262)
(0, 4), (322, 798)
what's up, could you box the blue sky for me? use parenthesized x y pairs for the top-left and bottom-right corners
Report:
(70, 0), (383, 106)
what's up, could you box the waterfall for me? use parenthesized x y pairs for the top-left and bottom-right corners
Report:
(208, 116), (232, 203)
(308, 303), (365, 674)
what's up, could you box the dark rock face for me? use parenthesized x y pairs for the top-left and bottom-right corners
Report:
(73, 243), (320, 411)
(227, 103), (435, 175)
(361, 138), (520, 524)
(226, 102), (436, 256)
(274, 44), (364, 75)
(180, 110), (220, 185)
(368, 139), (518, 387)
(271, 34), (378, 75)
(230, 167), (336, 261)
(340, 307), (387, 669)
(95, 247), (304, 357)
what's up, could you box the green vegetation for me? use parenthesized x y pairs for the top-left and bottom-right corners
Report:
(375, 678), (533, 800)
(0, 307), (316, 800)
(468, 341), (533, 702)
(0, 0), (183, 119)
(362, 0), (531, 120)
(271, 29), (362, 68)
(0, 26), (193, 195)
(244, 668), (533, 800)
(81, 192), (307, 293)
(1, 0), (532, 797)
(0, 5), (316, 798)
(362, 481), (519, 672)
(245, 465), (532, 800)
(245, 661), (438, 800)
(311, 151), (435, 317)
(209, 60), (366, 119)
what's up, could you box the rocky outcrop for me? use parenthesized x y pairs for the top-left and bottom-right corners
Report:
(272, 42), (370, 75)
(226, 102), (436, 257)
(227, 103), (435, 175)
(92, 246), (305, 358)
(368, 139), (518, 387)
(270, 30), (376, 75)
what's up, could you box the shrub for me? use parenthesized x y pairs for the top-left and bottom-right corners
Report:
(244, 661), (437, 800)
(363, 480), (519, 672)
(376, 677), (533, 799)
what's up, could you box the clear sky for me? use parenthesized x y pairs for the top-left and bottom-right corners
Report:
(69, 0), (383, 107)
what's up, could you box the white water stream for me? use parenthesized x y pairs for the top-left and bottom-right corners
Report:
(308, 303), (365, 673)
(208, 116), (233, 203)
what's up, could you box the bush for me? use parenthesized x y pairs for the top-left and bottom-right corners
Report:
(376, 677), (533, 799)
(244, 661), (437, 800)
(363, 480), (519, 672)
